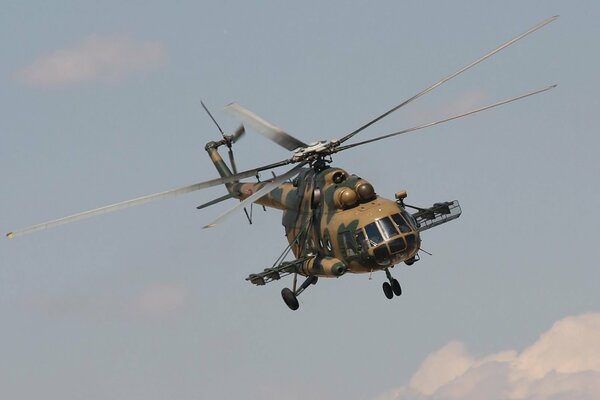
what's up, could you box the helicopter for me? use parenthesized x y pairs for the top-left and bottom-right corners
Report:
(6, 16), (557, 310)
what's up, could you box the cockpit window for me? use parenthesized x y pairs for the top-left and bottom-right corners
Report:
(391, 213), (412, 233)
(402, 210), (419, 230)
(377, 217), (399, 239)
(364, 222), (383, 246)
(389, 237), (407, 253)
(405, 234), (417, 250)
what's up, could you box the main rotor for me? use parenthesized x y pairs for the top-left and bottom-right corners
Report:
(217, 16), (559, 173)
(5, 16), (558, 239)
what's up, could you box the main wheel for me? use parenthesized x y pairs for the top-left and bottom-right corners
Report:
(281, 288), (299, 310)
(391, 279), (402, 296)
(382, 282), (394, 299)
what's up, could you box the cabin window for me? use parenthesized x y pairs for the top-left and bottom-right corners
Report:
(324, 233), (333, 252)
(339, 231), (357, 257)
(364, 222), (383, 246)
(355, 230), (367, 251)
(377, 217), (399, 239)
(391, 213), (412, 233)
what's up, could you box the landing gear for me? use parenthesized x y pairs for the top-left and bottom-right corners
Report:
(391, 278), (402, 296)
(405, 254), (419, 266)
(382, 282), (394, 299)
(382, 268), (402, 299)
(281, 288), (299, 310)
(281, 275), (318, 311)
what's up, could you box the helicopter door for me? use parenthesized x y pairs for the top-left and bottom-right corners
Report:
(338, 231), (359, 258)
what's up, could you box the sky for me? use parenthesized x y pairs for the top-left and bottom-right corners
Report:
(1, 1), (599, 399)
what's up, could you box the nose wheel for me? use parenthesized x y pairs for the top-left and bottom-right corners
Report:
(382, 269), (402, 299)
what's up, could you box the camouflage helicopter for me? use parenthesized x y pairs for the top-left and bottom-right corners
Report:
(6, 17), (556, 310)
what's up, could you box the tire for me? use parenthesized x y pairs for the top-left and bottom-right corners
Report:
(382, 282), (394, 299)
(391, 279), (402, 296)
(281, 288), (300, 310)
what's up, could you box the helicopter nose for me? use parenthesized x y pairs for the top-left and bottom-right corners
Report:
(371, 230), (420, 267)
(405, 232), (420, 254)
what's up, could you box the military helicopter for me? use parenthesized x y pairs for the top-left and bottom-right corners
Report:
(6, 17), (557, 310)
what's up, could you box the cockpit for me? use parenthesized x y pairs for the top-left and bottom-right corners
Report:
(354, 210), (420, 267)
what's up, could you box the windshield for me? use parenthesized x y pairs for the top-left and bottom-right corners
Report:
(391, 213), (412, 233)
(364, 222), (383, 246)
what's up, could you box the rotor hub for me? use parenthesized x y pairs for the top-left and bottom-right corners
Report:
(291, 139), (339, 162)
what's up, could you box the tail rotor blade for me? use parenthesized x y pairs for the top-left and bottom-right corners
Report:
(232, 124), (245, 143)
(228, 147), (238, 175)
(228, 125), (244, 174)
(201, 100), (225, 136)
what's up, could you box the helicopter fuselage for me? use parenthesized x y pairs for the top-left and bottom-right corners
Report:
(207, 143), (420, 277)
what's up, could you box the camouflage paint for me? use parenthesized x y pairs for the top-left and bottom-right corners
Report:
(206, 146), (421, 278)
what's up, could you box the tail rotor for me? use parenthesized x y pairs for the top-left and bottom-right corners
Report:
(227, 124), (245, 174)
(201, 100), (245, 174)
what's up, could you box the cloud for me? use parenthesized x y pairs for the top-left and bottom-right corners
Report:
(441, 89), (488, 117)
(404, 89), (489, 128)
(130, 283), (189, 316)
(22, 282), (190, 319)
(376, 313), (600, 400)
(15, 35), (166, 87)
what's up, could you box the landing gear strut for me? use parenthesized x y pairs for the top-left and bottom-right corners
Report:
(281, 274), (318, 311)
(382, 269), (402, 299)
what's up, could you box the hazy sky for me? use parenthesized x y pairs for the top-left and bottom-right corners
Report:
(1, 1), (599, 399)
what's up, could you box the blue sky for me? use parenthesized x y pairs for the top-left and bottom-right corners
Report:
(1, 1), (599, 399)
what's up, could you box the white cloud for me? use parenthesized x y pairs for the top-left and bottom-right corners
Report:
(404, 89), (489, 128)
(408, 341), (475, 395)
(441, 89), (488, 117)
(376, 313), (600, 400)
(15, 35), (166, 87)
(22, 282), (189, 319)
(130, 283), (189, 316)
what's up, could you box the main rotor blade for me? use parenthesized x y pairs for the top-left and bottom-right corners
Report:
(224, 103), (307, 151)
(337, 15), (558, 145)
(196, 193), (235, 210)
(203, 162), (307, 229)
(6, 158), (293, 239)
(334, 84), (557, 153)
